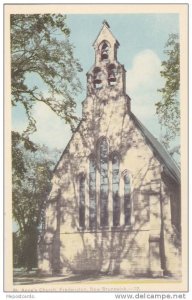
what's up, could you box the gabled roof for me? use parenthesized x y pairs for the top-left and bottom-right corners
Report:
(54, 113), (180, 184)
(53, 119), (83, 173)
(92, 20), (120, 47)
(130, 112), (180, 184)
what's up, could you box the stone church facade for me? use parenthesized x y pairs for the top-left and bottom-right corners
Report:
(38, 22), (181, 278)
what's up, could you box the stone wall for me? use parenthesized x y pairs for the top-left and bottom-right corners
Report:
(38, 22), (181, 277)
(58, 230), (150, 276)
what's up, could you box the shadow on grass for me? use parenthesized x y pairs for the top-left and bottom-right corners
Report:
(13, 271), (177, 286)
(13, 272), (112, 285)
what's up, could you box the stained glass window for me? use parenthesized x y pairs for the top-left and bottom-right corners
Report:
(112, 154), (120, 226)
(124, 174), (131, 225)
(100, 138), (109, 226)
(89, 156), (97, 228)
(79, 175), (85, 228)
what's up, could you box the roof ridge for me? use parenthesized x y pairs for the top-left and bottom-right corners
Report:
(130, 112), (180, 183)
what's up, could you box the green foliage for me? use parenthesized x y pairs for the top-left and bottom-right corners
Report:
(11, 14), (83, 136)
(11, 14), (77, 268)
(156, 33), (180, 150)
(12, 132), (59, 269)
(13, 229), (38, 269)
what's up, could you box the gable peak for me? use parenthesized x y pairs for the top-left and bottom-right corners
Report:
(102, 20), (110, 28)
(93, 21), (119, 48)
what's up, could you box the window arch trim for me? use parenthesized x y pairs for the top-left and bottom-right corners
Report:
(96, 136), (109, 150)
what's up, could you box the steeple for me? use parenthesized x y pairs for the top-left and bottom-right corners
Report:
(84, 21), (131, 115)
(93, 20), (120, 64)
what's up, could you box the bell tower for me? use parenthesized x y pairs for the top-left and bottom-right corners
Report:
(93, 20), (119, 65)
(83, 21), (131, 120)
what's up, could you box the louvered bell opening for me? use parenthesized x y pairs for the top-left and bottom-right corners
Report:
(93, 68), (102, 89)
(108, 72), (116, 83)
(93, 73), (102, 84)
(101, 51), (108, 60)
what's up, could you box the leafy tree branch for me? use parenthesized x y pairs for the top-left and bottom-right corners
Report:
(156, 33), (180, 151)
(11, 14), (83, 137)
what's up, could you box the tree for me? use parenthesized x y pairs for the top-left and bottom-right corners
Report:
(155, 33), (180, 151)
(11, 14), (79, 269)
(12, 132), (59, 269)
(11, 14), (82, 137)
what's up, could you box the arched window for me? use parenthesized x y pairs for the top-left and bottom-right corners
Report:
(124, 174), (131, 225)
(89, 156), (97, 228)
(112, 154), (120, 226)
(101, 41), (109, 61)
(100, 138), (109, 226)
(108, 64), (117, 86)
(79, 175), (85, 228)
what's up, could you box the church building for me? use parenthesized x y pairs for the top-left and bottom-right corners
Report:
(38, 21), (181, 278)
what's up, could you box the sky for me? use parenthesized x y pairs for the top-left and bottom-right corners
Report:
(12, 13), (179, 151)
